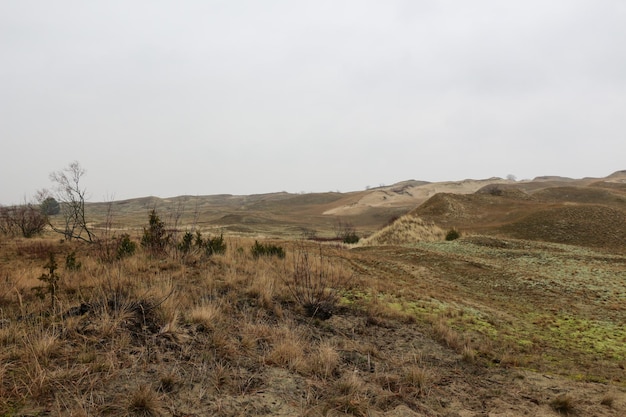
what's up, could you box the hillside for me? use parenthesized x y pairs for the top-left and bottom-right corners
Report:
(82, 172), (625, 241)
(393, 173), (626, 251)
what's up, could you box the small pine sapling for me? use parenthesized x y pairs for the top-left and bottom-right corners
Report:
(33, 252), (61, 313)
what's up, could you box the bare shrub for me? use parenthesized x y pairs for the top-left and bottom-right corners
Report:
(334, 219), (360, 244)
(92, 200), (136, 262)
(0, 203), (48, 238)
(285, 245), (351, 320)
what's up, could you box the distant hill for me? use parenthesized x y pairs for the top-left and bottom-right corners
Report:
(398, 174), (626, 250)
(83, 171), (626, 246)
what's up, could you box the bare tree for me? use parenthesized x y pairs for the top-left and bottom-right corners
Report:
(48, 161), (95, 242)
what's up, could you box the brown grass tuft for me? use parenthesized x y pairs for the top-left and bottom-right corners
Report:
(126, 385), (164, 417)
(266, 327), (307, 372)
(401, 365), (431, 396)
(600, 393), (615, 408)
(187, 301), (222, 330)
(25, 329), (59, 366)
(309, 341), (340, 379)
(550, 394), (576, 415)
(432, 318), (462, 351)
(461, 345), (477, 363)
(327, 372), (370, 416)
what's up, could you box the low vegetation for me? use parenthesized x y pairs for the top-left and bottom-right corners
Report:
(2, 227), (624, 416)
(359, 215), (444, 246)
(251, 240), (285, 259)
(444, 228), (460, 241)
(2, 170), (625, 415)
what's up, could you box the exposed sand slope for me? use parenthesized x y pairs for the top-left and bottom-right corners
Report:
(323, 178), (513, 216)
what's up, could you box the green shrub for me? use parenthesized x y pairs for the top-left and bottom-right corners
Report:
(186, 230), (226, 256)
(40, 197), (60, 215)
(194, 231), (204, 248)
(251, 240), (285, 259)
(342, 232), (360, 244)
(116, 233), (136, 260)
(33, 252), (61, 312)
(141, 210), (170, 255)
(178, 231), (194, 255)
(445, 229), (460, 241)
(204, 233), (226, 256)
(65, 251), (82, 271)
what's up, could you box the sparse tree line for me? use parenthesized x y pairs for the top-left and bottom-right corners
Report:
(0, 161), (227, 262)
(2, 161), (364, 254)
(1, 161), (295, 265)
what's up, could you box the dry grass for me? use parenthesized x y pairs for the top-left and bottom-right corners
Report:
(25, 329), (59, 365)
(461, 345), (477, 363)
(600, 393), (616, 408)
(432, 318), (463, 351)
(327, 372), (371, 416)
(126, 385), (164, 417)
(246, 269), (280, 311)
(359, 215), (445, 246)
(550, 394), (576, 415)
(309, 341), (340, 379)
(266, 325), (308, 372)
(187, 301), (222, 330)
(1, 229), (625, 416)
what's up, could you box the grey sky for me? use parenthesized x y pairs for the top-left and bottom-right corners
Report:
(2, 1), (625, 204)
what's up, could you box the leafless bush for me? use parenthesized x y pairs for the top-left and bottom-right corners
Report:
(91, 200), (135, 262)
(0, 203), (48, 238)
(285, 245), (352, 320)
(333, 219), (360, 244)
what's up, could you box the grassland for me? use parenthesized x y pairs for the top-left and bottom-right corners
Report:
(1, 173), (625, 416)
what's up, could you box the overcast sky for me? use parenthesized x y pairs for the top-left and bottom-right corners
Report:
(1, 1), (625, 204)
